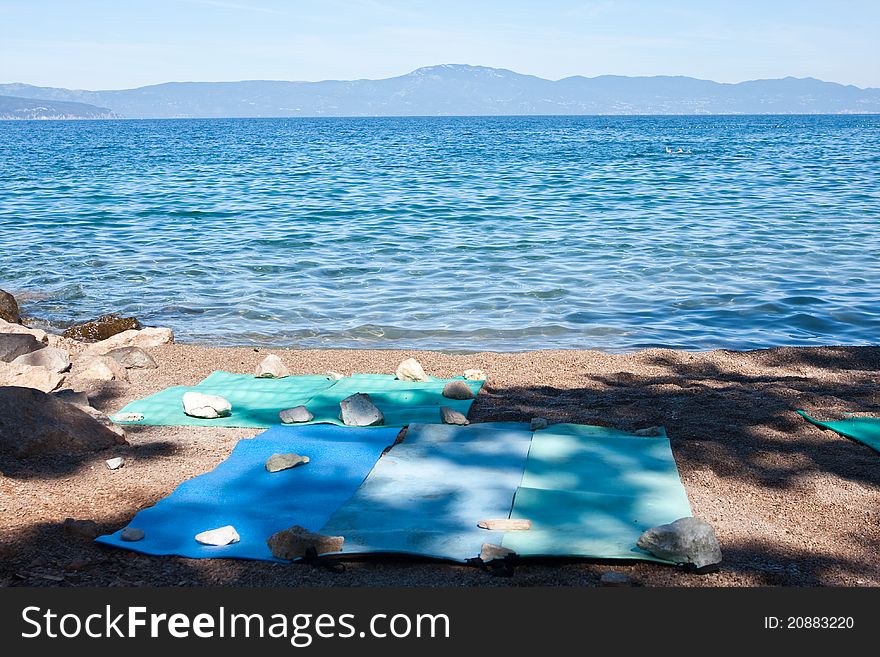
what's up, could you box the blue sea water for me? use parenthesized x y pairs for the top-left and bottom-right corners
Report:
(1, 115), (878, 352)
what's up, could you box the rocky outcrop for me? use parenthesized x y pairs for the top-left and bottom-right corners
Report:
(637, 517), (722, 570)
(83, 327), (173, 356)
(0, 362), (64, 392)
(106, 346), (157, 370)
(395, 358), (430, 382)
(338, 393), (384, 426)
(255, 354), (290, 378)
(63, 313), (141, 342)
(0, 387), (127, 457)
(182, 391), (232, 419)
(12, 346), (71, 373)
(0, 289), (19, 324)
(0, 333), (44, 362)
(267, 525), (344, 560)
(442, 380), (476, 400)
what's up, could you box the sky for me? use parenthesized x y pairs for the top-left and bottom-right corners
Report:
(1, 0), (878, 89)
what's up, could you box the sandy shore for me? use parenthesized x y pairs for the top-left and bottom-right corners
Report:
(2, 344), (879, 587)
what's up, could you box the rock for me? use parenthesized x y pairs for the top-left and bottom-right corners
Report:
(326, 371), (344, 381)
(530, 417), (549, 431)
(479, 543), (515, 562)
(440, 406), (469, 425)
(195, 525), (240, 546)
(120, 527), (145, 542)
(71, 355), (129, 383)
(636, 517), (722, 570)
(442, 380), (476, 400)
(600, 571), (632, 587)
(106, 457), (125, 470)
(83, 327), (174, 356)
(12, 346), (71, 373)
(463, 369), (486, 381)
(51, 389), (91, 408)
(255, 354), (290, 378)
(0, 333), (44, 362)
(338, 393), (384, 427)
(0, 361), (65, 392)
(477, 519), (532, 531)
(267, 525), (344, 560)
(0, 289), (20, 323)
(395, 357), (430, 382)
(63, 313), (141, 342)
(634, 426), (663, 437)
(62, 518), (100, 540)
(265, 453), (309, 472)
(182, 391), (232, 419)
(113, 412), (144, 422)
(106, 346), (157, 370)
(0, 318), (48, 343)
(0, 387), (127, 457)
(279, 405), (314, 424)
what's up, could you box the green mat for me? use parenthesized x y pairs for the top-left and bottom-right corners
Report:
(111, 371), (483, 428)
(797, 410), (880, 453)
(501, 423), (693, 562)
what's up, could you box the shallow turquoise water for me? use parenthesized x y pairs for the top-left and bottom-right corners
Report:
(1, 115), (878, 351)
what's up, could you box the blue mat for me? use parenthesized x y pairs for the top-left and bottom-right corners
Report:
(96, 425), (399, 560)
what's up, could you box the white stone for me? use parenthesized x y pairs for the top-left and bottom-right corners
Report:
(255, 354), (290, 378)
(637, 517), (722, 569)
(463, 369), (486, 381)
(279, 405), (314, 424)
(12, 346), (71, 373)
(440, 406), (469, 425)
(395, 357), (430, 382)
(326, 371), (344, 381)
(106, 457), (125, 470)
(338, 393), (384, 426)
(195, 525), (240, 546)
(442, 380), (476, 400)
(113, 412), (145, 422)
(83, 327), (173, 356)
(182, 391), (232, 419)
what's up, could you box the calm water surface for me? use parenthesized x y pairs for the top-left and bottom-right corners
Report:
(1, 115), (878, 351)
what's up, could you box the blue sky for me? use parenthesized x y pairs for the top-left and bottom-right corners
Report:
(1, 0), (878, 89)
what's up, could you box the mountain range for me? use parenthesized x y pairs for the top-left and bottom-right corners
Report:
(2, 64), (879, 119)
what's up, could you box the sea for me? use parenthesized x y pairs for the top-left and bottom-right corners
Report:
(1, 115), (878, 352)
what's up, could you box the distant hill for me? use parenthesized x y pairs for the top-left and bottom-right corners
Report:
(2, 65), (879, 118)
(0, 94), (118, 120)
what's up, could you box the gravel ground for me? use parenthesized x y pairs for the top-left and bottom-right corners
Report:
(2, 344), (878, 587)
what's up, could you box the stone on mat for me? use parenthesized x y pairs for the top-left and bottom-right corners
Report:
(634, 426), (663, 437)
(267, 525), (344, 560)
(182, 391), (232, 419)
(0, 361), (64, 392)
(106, 346), (157, 370)
(63, 313), (141, 342)
(395, 357), (430, 382)
(265, 453), (309, 473)
(637, 517), (722, 569)
(52, 389), (91, 408)
(12, 346), (71, 373)
(477, 519), (532, 531)
(326, 371), (344, 381)
(195, 525), (240, 546)
(120, 527), (145, 542)
(530, 417), (548, 431)
(339, 392), (384, 427)
(0, 289), (20, 324)
(279, 405), (314, 424)
(83, 327), (174, 356)
(440, 406), (469, 425)
(480, 543), (515, 562)
(0, 332), (43, 362)
(0, 387), (126, 457)
(106, 457), (125, 470)
(255, 354), (290, 379)
(442, 380), (475, 400)
(114, 412), (145, 422)
(463, 369), (486, 381)
(63, 518), (100, 540)
(600, 571), (632, 587)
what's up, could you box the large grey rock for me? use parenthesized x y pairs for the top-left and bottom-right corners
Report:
(265, 453), (309, 472)
(395, 357), (430, 382)
(279, 405), (313, 424)
(12, 346), (71, 373)
(0, 289), (19, 324)
(71, 355), (129, 383)
(440, 406), (469, 425)
(637, 517), (722, 569)
(182, 391), (232, 419)
(255, 354), (290, 378)
(106, 346), (157, 370)
(0, 362), (64, 392)
(442, 380), (476, 400)
(0, 333), (43, 362)
(338, 393), (384, 427)
(267, 525), (344, 560)
(0, 387), (126, 457)
(63, 313), (141, 342)
(83, 327), (173, 356)
(195, 525), (240, 546)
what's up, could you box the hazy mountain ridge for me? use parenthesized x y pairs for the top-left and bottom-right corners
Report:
(0, 94), (118, 119)
(2, 65), (879, 118)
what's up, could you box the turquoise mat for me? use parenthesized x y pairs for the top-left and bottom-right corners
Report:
(96, 425), (400, 560)
(501, 423), (692, 562)
(112, 371), (484, 428)
(319, 423), (533, 562)
(797, 410), (880, 453)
